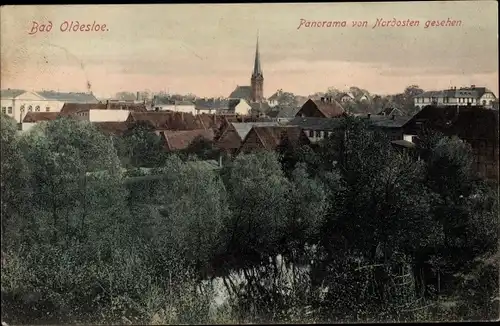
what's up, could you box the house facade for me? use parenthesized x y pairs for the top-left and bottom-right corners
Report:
(414, 86), (497, 110)
(336, 92), (355, 103)
(288, 117), (342, 143)
(1, 89), (99, 123)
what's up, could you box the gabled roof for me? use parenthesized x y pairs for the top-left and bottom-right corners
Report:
(160, 129), (215, 151)
(127, 111), (205, 130)
(229, 86), (252, 99)
(247, 126), (308, 151)
(22, 112), (60, 123)
(288, 117), (343, 131)
(309, 99), (345, 118)
(60, 103), (99, 116)
(36, 91), (99, 103)
(232, 122), (281, 140)
(93, 122), (131, 136)
(0, 89), (26, 98)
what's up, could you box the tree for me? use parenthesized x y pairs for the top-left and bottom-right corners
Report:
(117, 121), (169, 168)
(183, 136), (220, 161)
(18, 118), (125, 244)
(220, 152), (291, 272)
(0, 114), (30, 245)
(276, 91), (298, 107)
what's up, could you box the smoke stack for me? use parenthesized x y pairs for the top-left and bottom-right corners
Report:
(136, 92), (140, 101)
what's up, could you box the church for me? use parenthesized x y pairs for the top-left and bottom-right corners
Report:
(228, 35), (266, 105)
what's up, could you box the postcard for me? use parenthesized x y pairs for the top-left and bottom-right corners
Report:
(1, 2), (498, 325)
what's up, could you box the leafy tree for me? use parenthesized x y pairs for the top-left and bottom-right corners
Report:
(183, 136), (220, 161)
(117, 121), (169, 168)
(0, 114), (30, 245)
(18, 118), (125, 244)
(220, 152), (291, 271)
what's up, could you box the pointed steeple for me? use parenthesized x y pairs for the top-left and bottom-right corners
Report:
(252, 31), (262, 77)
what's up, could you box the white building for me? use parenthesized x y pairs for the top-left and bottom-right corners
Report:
(152, 96), (196, 114)
(74, 109), (130, 122)
(1, 89), (99, 123)
(414, 85), (497, 109)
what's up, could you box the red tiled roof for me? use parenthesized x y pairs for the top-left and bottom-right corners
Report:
(127, 111), (206, 130)
(92, 121), (131, 136)
(311, 99), (345, 118)
(250, 126), (309, 151)
(160, 129), (215, 151)
(22, 112), (60, 123)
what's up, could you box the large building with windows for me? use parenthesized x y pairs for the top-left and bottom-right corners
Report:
(413, 85), (497, 110)
(0, 89), (98, 123)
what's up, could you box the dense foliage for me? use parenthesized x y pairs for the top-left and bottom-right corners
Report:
(1, 113), (498, 324)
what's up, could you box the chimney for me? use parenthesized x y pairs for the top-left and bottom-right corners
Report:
(391, 114), (395, 120)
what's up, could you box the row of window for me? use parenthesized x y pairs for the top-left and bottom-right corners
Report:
(307, 130), (333, 138)
(1, 107), (13, 114)
(2, 105), (52, 114)
(19, 105), (51, 112)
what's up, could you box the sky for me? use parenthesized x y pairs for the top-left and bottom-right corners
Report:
(1, 2), (498, 99)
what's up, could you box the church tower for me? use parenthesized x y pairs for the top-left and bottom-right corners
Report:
(250, 34), (264, 103)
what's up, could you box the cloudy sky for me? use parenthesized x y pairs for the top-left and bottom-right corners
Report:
(1, 2), (498, 98)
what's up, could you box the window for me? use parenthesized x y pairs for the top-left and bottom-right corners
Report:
(35, 105), (40, 112)
(7, 107), (12, 114)
(20, 105), (25, 111)
(315, 131), (321, 138)
(308, 130), (314, 137)
(483, 100), (487, 105)
(1, 107), (6, 114)
(28, 105), (33, 112)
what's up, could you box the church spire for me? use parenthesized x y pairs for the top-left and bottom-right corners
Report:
(252, 31), (262, 76)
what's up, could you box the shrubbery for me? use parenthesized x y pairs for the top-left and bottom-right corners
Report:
(1, 113), (498, 324)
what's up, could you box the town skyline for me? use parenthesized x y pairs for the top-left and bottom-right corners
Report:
(1, 2), (498, 99)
